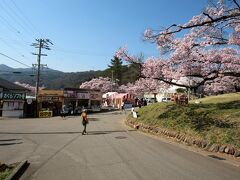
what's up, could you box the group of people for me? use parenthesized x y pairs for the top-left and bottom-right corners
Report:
(135, 98), (148, 108)
(172, 95), (188, 105)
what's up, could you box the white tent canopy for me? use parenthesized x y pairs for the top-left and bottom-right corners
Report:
(102, 92), (118, 99)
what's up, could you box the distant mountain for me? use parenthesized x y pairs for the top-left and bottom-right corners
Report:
(0, 64), (140, 89)
(0, 64), (101, 89)
(0, 64), (14, 71)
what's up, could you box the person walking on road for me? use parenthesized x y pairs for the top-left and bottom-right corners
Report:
(81, 109), (88, 135)
(121, 102), (126, 114)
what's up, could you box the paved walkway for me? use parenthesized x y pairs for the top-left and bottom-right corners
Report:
(0, 112), (239, 180)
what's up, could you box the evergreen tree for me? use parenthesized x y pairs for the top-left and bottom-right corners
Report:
(121, 52), (143, 84)
(108, 56), (123, 85)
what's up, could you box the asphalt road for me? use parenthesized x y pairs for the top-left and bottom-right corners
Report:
(0, 111), (239, 180)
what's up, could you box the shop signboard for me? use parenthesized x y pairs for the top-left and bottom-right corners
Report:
(39, 110), (53, 118)
(64, 90), (77, 98)
(2, 92), (25, 100)
(39, 96), (60, 102)
(77, 92), (90, 99)
(90, 92), (102, 100)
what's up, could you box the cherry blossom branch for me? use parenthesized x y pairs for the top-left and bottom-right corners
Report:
(162, 13), (240, 36)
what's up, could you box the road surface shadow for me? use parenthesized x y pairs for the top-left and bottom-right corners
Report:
(0, 142), (23, 146)
(208, 155), (226, 160)
(88, 118), (99, 121)
(0, 129), (136, 135)
(111, 111), (128, 115)
(0, 138), (22, 141)
(61, 117), (99, 121)
(86, 132), (108, 135)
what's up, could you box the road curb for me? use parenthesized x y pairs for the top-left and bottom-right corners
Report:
(6, 160), (29, 180)
(125, 118), (240, 159)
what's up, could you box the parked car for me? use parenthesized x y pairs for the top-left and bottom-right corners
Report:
(161, 97), (171, 102)
(145, 98), (156, 103)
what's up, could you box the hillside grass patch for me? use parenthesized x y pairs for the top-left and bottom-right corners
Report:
(131, 93), (240, 148)
(0, 163), (15, 180)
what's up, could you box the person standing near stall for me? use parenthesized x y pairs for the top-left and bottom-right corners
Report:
(121, 102), (126, 114)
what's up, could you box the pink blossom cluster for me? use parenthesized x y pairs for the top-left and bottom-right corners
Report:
(204, 76), (239, 94)
(119, 78), (169, 95)
(15, 81), (35, 92)
(14, 81), (45, 93)
(116, 0), (240, 94)
(79, 77), (118, 93)
(115, 47), (139, 63)
(144, 1), (239, 50)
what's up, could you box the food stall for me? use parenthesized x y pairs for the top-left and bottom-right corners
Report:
(38, 90), (64, 117)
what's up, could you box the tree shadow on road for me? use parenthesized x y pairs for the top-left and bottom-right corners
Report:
(0, 138), (22, 141)
(0, 142), (23, 146)
(0, 129), (136, 135)
(88, 118), (99, 121)
(0, 138), (23, 146)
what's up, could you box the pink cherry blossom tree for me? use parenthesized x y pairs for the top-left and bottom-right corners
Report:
(79, 77), (118, 93)
(14, 82), (45, 95)
(119, 78), (168, 96)
(116, 0), (240, 95)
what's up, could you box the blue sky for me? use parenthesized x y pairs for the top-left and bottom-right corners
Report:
(0, 0), (208, 72)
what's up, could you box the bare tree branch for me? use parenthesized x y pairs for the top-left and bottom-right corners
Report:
(140, 71), (240, 90)
(203, 12), (214, 21)
(157, 12), (240, 36)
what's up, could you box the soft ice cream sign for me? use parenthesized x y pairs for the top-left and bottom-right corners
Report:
(2, 92), (25, 100)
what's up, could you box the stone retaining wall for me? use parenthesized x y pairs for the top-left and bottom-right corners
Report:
(126, 118), (240, 158)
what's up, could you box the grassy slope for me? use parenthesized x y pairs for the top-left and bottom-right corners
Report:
(133, 93), (240, 148)
(0, 168), (13, 180)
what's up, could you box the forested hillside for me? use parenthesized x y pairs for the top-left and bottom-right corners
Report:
(0, 64), (140, 89)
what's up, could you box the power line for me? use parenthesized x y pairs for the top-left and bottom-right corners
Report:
(0, 1), (38, 48)
(0, 52), (32, 68)
(0, 13), (32, 46)
(51, 47), (111, 57)
(0, 14), (21, 34)
(10, 0), (44, 38)
(3, 0), (37, 37)
(0, 70), (50, 76)
(0, 70), (34, 73)
(0, 73), (35, 77)
(0, 36), (31, 45)
(0, 37), (32, 62)
(0, 36), (33, 56)
(0, 1), (35, 37)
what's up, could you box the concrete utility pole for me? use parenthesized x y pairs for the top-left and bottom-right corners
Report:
(31, 39), (53, 97)
(31, 39), (53, 117)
